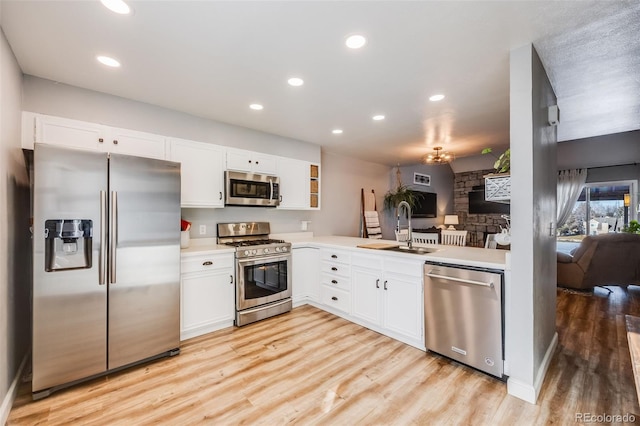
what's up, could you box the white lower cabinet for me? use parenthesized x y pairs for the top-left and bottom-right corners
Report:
(320, 249), (352, 315)
(292, 247), (320, 304)
(180, 252), (235, 341)
(351, 254), (424, 348)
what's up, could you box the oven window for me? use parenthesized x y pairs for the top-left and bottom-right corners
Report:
(230, 179), (270, 199)
(243, 260), (288, 299)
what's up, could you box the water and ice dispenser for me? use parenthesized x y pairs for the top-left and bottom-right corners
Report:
(44, 219), (93, 271)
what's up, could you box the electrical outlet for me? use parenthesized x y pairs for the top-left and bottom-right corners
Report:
(199, 225), (206, 235)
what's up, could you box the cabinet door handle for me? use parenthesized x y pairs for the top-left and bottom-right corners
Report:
(230, 275), (233, 284)
(248, 160), (252, 164)
(256, 161), (259, 165)
(219, 191), (223, 200)
(331, 267), (337, 271)
(98, 138), (104, 143)
(331, 280), (338, 285)
(279, 195), (283, 202)
(113, 139), (118, 145)
(331, 296), (338, 301)
(203, 261), (213, 266)
(331, 254), (337, 259)
(376, 279), (380, 289)
(384, 280), (388, 290)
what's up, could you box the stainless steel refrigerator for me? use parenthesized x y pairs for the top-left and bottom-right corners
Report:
(32, 143), (181, 399)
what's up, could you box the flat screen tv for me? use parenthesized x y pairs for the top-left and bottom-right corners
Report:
(468, 186), (510, 215)
(410, 190), (437, 218)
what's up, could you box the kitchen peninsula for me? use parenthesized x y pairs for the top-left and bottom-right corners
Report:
(179, 233), (512, 380)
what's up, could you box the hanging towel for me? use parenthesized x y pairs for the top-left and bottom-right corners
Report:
(364, 210), (379, 227)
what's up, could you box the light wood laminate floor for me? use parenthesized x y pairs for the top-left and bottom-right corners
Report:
(9, 287), (640, 425)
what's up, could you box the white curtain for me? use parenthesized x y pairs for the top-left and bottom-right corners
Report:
(557, 169), (587, 228)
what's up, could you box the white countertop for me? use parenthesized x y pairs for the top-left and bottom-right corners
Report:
(180, 238), (234, 257)
(182, 234), (508, 269)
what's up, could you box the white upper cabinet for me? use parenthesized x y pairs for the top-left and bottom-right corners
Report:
(107, 127), (166, 160)
(277, 157), (310, 210)
(226, 148), (277, 174)
(32, 113), (166, 160)
(168, 138), (225, 208)
(34, 114), (106, 151)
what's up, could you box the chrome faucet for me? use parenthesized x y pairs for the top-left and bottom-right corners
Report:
(397, 201), (412, 249)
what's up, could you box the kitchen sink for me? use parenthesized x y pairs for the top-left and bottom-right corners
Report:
(382, 245), (439, 255)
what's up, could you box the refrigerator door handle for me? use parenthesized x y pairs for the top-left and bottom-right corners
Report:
(109, 191), (118, 284)
(99, 191), (107, 285)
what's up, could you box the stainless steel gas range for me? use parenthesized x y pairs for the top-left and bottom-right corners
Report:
(217, 222), (292, 326)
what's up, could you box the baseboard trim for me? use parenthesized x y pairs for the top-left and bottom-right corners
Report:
(533, 331), (558, 400)
(0, 353), (29, 425)
(507, 332), (558, 404)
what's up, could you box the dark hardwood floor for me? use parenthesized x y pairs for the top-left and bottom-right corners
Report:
(8, 286), (640, 425)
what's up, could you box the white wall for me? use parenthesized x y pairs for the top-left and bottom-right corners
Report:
(0, 25), (30, 422)
(507, 44), (558, 403)
(312, 150), (392, 238)
(557, 130), (640, 170)
(23, 76), (321, 164)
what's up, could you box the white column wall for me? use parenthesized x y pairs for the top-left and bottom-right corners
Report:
(506, 43), (558, 403)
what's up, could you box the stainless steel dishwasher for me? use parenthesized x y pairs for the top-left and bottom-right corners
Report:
(424, 261), (504, 378)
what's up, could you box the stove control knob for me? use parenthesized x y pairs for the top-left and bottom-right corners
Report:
(264, 248), (270, 254)
(281, 247), (288, 253)
(275, 247), (281, 253)
(244, 250), (250, 256)
(252, 250), (257, 255)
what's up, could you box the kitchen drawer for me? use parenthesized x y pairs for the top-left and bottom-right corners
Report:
(351, 254), (381, 270)
(321, 285), (351, 314)
(384, 258), (423, 277)
(321, 261), (351, 278)
(181, 253), (234, 274)
(321, 249), (351, 265)
(321, 273), (350, 292)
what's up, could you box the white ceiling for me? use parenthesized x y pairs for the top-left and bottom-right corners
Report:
(1, 1), (639, 166)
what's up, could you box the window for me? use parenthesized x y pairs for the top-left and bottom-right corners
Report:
(558, 180), (638, 240)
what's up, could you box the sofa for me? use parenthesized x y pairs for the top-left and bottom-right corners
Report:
(557, 233), (640, 290)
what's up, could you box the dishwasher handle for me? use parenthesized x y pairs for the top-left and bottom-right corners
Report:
(426, 270), (494, 288)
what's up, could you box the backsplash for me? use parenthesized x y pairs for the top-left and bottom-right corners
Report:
(454, 169), (510, 247)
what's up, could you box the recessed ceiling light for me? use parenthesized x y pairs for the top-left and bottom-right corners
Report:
(372, 115), (385, 121)
(249, 104), (264, 111)
(345, 34), (367, 49)
(332, 129), (343, 134)
(429, 94), (445, 102)
(288, 77), (304, 87)
(96, 55), (121, 68)
(100, 0), (130, 15)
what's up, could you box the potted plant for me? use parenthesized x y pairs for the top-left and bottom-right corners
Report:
(383, 183), (421, 212)
(481, 147), (510, 174)
(623, 220), (640, 234)
(383, 167), (423, 213)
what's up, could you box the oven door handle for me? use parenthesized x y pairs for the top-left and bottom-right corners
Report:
(237, 253), (291, 265)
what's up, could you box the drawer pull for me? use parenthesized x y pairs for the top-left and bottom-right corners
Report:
(331, 296), (338, 301)
(203, 261), (213, 266)
(331, 267), (337, 271)
(98, 138), (104, 143)
(331, 254), (337, 259)
(331, 280), (338, 284)
(113, 139), (119, 145)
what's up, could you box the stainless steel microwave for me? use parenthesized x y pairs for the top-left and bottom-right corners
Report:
(224, 171), (280, 207)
